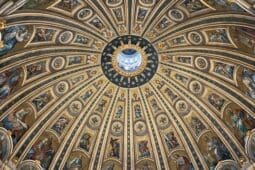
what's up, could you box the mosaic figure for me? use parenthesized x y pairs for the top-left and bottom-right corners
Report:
(51, 116), (69, 135)
(2, 109), (29, 145)
(108, 138), (120, 159)
(208, 29), (229, 43)
(183, 0), (205, 12)
(26, 136), (55, 169)
(242, 68), (255, 99)
(225, 108), (255, 145)
(138, 141), (150, 158)
(208, 93), (225, 111)
(96, 99), (107, 112)
(234, 27), (255, 54)
(55, 0), (80, 12)
(115, 105), (123, 118)
(32, 28), (55, 42)
(175, 74), (189, 84)
(164, 132), (179, 150)
(26, 61), (46, 79)
(172, 154), (193, 170)
(190, 117), (206, 136)
(81, 89), (93, 102)
(150, 99), (161, 113)
(214, 62), (234, 79)
(79, 133), (91, 152)
(164, 88), (178, 101)
(0, 26), (28, 56)
(65, 156), (83, 170)
(204, 136), (231, 168)
(0, 68), (22, 100)
(32, 92), (51, 112)
(134, 104), (142, 118)
(0, 131), (9, 161)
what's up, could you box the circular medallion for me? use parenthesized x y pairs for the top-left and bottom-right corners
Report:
(101, 35), (158, 88)
(111, 121), (124, 136)
(156, 113), (170, 129)
(189, 80), (203, 95)
(134, 121), (147, 136)
(88, 114), (102, 130)
(175, 100), (190, 115)
(168, 9), (185, 22)
(54, 81), (69, 96)
(51, 56), (66, 71)
(58, 31), (74, 44)
(77, 8), (93, 21)
(68, 100), (83, 116)
(195, 57), (209, 71)
(188, 31), (203, 45)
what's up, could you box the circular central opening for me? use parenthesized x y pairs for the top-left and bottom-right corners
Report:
(101, 35), (158, 88)
(117, 49), (142, 72)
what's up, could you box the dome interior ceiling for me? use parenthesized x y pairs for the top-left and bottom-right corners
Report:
(0, 0), (255, 169)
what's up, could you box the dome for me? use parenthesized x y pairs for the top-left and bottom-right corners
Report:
(0, 0), (255, 169)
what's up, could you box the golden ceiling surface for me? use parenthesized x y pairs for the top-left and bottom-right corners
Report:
(0, 0), (255, 169)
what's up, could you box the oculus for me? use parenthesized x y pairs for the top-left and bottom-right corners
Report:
(117, 48), (142, 72)
(101, 35), (158, 88)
